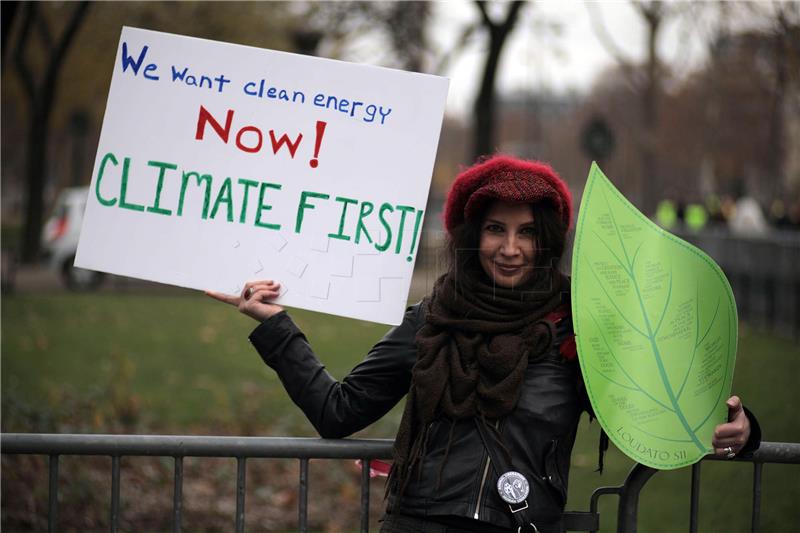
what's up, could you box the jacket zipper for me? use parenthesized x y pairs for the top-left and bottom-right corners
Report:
(472, 419), (500, 520)
(473, 455), (492, 519)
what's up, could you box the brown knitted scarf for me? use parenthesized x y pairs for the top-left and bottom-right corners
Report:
(390, 268), (567, 497)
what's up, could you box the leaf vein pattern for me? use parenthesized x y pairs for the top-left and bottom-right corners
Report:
(601, 189), (706, 452)
(692, 308), (733, 435)
(589, 310), (673, 412)
(677, 289), (720, 401)
(592, 230), (633, 278)
(586, 257), (648, 338)
(652, 268), (673, 337)
(590, 365), (640, 392)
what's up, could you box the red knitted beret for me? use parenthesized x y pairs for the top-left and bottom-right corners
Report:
(443, 155), (573, 234)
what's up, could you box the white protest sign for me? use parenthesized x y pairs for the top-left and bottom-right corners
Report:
(76, 27), (448, 325)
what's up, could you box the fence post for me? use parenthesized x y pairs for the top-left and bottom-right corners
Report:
(616, 463), (656, 533)
(48, 454), (59, 533)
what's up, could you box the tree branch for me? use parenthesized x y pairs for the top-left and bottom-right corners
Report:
(432, 22), (478, 76)
(13, 2), (37, 101)
(471, 0), (526, 158)
(49, 1), (90, 77)
(502, 1), (526, 37)
(34, 3), (54, 55)
(41, 2), (89, 114)
(585, 2), (636, 71)
(634, 0), (665, 27)
(475, 0), (493, 28)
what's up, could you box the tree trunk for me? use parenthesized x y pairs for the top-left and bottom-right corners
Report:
(640, 1), (662, 215)
(472, 0), (525, 160)
(15, 1), (89, 262)
(1, 2), (19, 64)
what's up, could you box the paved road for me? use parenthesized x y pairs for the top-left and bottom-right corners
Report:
(3, 263), (192, 294)
(4, 263), (441, 300)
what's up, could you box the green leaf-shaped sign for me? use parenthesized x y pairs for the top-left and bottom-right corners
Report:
(572, 163), (737, 469)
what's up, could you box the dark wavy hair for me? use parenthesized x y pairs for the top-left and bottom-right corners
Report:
(445, 200), (568, 285)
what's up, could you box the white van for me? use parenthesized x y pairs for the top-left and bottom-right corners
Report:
(41, 186), (105, 290)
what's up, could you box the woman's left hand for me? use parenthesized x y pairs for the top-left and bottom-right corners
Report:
(205, 280), (284, 322)
(712, 395), (750, 459)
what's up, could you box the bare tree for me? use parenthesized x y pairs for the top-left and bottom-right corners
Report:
(750, 2), (800, 195)
(1, 2), (19, 64)
(638, 1), (666, 213)
(586, 1), (691, 213)
(290, 1), (432, 72)
(12, 1), (90, 262)
(673, 1), (799, 200)
(472, 0), (526, 160)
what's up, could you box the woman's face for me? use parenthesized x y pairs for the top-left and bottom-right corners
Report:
(478, 201), (537, 288)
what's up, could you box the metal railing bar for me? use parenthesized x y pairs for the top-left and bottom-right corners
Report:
(616, 463), (656, 533)
(360, 459), (370, 533)
(702, 442), (800, 464)
(751, 462), (762, 533)
(235, 457), (246, 533)
(689, 462), (700, 533)
(299, 458), (309, 533)
(588, 486), (621, 533)
(6, 436), (792, 464)
(3, 435), (799, 533)
(1, 434), (394, 459)
(173, 456), (183, 533)
(48, 454), (59, 533)
(111, 455), (120, 533)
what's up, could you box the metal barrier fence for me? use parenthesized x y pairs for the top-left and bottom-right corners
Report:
(671, 229), (800, 339)
(415, 228), (800, 338)
(2, 434), (798, 533)
(2, 434), (391, 533)
(588, 441), (800, 533)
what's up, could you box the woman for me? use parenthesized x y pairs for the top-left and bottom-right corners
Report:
(208, 155), (758, 533)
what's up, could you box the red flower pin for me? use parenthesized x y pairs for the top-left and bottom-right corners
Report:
(559, 334), (577, 361)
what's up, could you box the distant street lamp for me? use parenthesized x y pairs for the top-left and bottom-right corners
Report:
(581, 115), (615, 167)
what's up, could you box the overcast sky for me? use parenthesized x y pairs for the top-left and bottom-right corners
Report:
(432, 0), (715, 116)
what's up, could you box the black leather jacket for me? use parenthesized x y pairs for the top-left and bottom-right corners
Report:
(249, 301), (585, 532)
(249, 299), (762, 533)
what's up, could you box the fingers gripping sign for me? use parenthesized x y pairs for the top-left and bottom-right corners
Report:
(712, 396), (750, 459)
(206, 280), (284, 322)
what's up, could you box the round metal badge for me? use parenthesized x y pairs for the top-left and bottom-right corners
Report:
(496, 471), (530, 504)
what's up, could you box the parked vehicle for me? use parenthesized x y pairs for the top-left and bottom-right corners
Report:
(41, 186), (105, 290)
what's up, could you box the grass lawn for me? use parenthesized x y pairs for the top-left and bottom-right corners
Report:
(2, 291), (391, 434)
(3, 291), (799, 531)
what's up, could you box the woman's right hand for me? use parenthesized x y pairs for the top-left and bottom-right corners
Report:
(205, 280), (284, 322)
